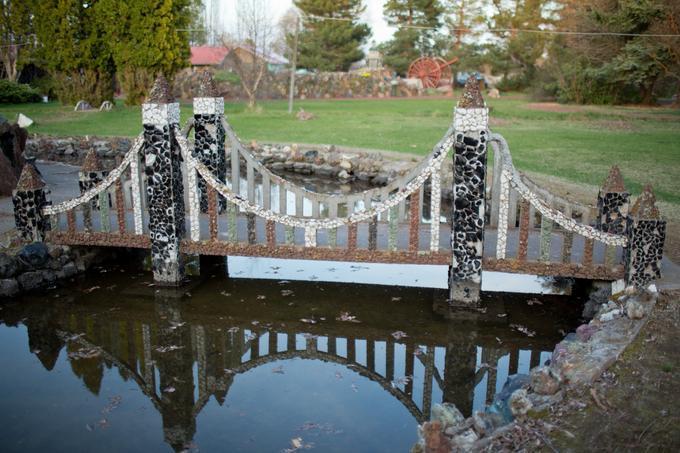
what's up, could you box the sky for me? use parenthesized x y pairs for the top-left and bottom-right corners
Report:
(216, 0), (397, 45)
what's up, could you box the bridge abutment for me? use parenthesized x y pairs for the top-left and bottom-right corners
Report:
(142, 76), (186, 285)
(449, 77), (489, 308)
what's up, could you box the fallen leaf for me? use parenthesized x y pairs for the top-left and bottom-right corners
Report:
(300, 318), (317, 324)
(163, 386), (176, 393)
(272, 365), (284, 374)
(391, 330), (408, 340)
(83, 286), (100, 294)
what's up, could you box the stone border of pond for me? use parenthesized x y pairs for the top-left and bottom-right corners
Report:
(412, 284), (660, 452)
(0, 240), (111, 297)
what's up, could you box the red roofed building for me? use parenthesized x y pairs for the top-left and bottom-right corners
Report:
(190, 46), (230, 67)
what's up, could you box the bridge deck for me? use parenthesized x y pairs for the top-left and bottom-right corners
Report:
(47, 210), (624, 280)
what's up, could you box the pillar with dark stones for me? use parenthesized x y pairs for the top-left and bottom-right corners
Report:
(12, 164), (50, 241)
(192, 71), (226, 213)
(78, 149), (108, 230)
(624, 185), (666, 289)
(142, 76), (186, 285)
(449, 76), (489, 307)
(597, 165), (629, 235)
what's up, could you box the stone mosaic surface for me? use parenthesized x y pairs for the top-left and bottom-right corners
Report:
(597, 166), (629, 235)
(13, 165), (50, 242)
(193, 101), (226, 213)
(143, 102), (185, 284)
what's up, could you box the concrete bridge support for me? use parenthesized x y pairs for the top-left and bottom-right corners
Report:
(449, 77), (489, 307)
(142, 76), (186, 285)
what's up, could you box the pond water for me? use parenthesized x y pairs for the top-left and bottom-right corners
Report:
(0, 261), (585, 452)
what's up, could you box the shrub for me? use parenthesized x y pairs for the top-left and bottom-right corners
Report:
(0, 79), (42, 104)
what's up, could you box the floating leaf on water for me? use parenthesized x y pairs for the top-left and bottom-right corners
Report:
(83, 286), (100, 294)
(251, 320), (260, 326)
(496, 337), (503, 344)
(224, 368), (235, 375)
(257, 295), (267, 300)
(391, 330), (408, 340)
(351, 383), (359, 393)
(155, 345), (184, 353)
(245, 333), (257, 342)
(227, 327), (239, 333)
(527, 298), (543, 306)
(163, 386), (176, 393)
(85, 424), (94, 432)
(414, 348), (425, 357)
(497, 313), (507, 318)
(281, 289), (294, 297)
(334, 371), (343, 380)
(390, 375), (412, 388)
(510, 323), (536, 337)
(336, 312), (360, 323)
(391, 297), (402, 302)
(220, 291), (231, 297)
(272, 365), (284, 374)
(278, 280), (290, 285)
(300, 318), (317, 324)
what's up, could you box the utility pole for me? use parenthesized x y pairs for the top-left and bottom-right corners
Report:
(288, 14), (300, 115)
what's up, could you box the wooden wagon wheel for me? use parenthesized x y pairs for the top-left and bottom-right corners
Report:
(408, 57), (442, 89)
(434, 57), (453, 83)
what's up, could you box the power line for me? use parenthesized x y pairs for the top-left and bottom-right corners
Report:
(301, 13), (680, 38)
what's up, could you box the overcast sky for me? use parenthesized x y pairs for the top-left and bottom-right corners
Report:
(217, 0), (397, 45)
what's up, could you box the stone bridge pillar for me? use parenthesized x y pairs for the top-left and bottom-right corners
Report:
(624, 185), (666, 289)
(143, 76), (186, 285)
(192, 71), (226, 213)
(449, 76), (489, 307)
(12, 164), (50, 242)
(597, 165), (629, 235)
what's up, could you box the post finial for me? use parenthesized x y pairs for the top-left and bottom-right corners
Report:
(601, 165), (626, 193)
(81, 148), (103, 173)
(197, 71), (218, 97)
(146, 74), (174, 104)
(630, 184), (660, 220)
(458, 75), (484, 108)
(16, 163), (44, 191)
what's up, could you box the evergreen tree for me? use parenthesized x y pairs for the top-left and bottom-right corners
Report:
(0, 0), (35, 81)
(293, 0), (370, 71)
(99, 0), (192, 105)
(380, 0), (445, 75)
(33, 0), (115, 105)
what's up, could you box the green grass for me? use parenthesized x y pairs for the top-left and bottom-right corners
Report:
(1, 95), (679, 203)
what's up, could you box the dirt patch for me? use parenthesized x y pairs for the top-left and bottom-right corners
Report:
(546, 291), (680, 452)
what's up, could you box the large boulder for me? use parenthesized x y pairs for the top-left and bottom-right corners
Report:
(0, 252), (19, 278)
(17, 242), (50, 270)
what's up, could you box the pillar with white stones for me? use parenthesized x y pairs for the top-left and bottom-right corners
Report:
(142, 76), (186, 285)
(449, 76), (489, 307)
(597, 165), (629, 235)
(192, 71), (226, 213)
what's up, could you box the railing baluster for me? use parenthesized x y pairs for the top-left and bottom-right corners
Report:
(266, 220), (276, 247)
(539, 213), (553, 262)
(208, 186), (218, 241)
(285, 226), (295, 245)
(227, 201), (237, 242)
(369, 216), (378, 251)
(262, 173), (271, 210)
(517, 199), (530, 261)
(561, 205), (573, 263)
(188, 161), (200, 241)
(246, 213), (256, 244)
(496, 167), (510, 259)
(83, 203), (92, 232)
(279, 185), (287, 215)
(130, 148), (144, 234)
(67, 209), (76, 233)
(508, 189), (518, 227)
(230, 146), (240, 195)
(246, 162), (255, 202)
(99, 191), (110, 233)
(388, 205), (398, 251)
(115, 179), (125, 233)
(583, 237), (594, 266)
(409, 189), (420, 253)
(430, 168), (442, 252)
(312, 200), (320, 218)
(295, 192), (304, 217)
(398, 199), (406, 221)
(347, 223), (357, 250)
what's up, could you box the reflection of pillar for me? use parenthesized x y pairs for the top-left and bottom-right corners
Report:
(422, 348), (434, 418)
(386, 339), (394, 381)
(347, 337), (356, 362)
(482, 348), (503, 406)
(154, 295), (196, 452)
(269, 331), (277, 355)
(405, 343), (414, 396)
(328, 335), (336, 356)
(442, 329), (477, 416)
(142, 324), (156, 393)
(195, 326), (207, 400)
(508, 348), (519, 375)
(25, 309), (64, 371)
(367, 340), (375, 371)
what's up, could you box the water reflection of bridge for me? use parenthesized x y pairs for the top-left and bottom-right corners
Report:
(7, 296), (553, 452)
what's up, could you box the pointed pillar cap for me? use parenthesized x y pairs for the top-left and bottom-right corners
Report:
(16, 163), (44, 190)
(601, 165), (626, 192)
(81, 148), (103, 172)
(458, 75), (485, 108)
(146, 74), (174, 104)
(630, 184), (661, 220)
(197, 71), (218, 97)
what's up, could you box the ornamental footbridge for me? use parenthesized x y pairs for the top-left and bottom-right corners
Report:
(12, 75), (666, 307)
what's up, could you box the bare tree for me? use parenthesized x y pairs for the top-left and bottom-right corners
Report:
(221, 0), (273, 109)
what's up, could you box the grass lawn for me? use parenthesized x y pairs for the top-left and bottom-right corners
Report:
(1, 95), (679, 204)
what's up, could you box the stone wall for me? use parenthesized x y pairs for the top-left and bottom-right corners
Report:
(173, 69), (442, 102)
(0, 242), (109, 297)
